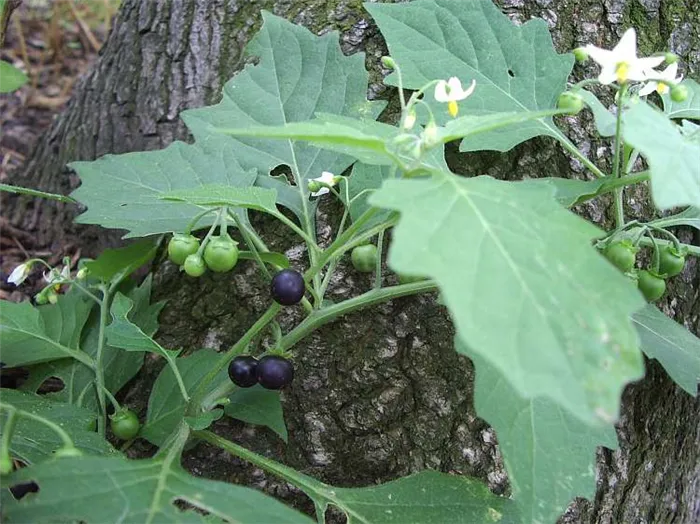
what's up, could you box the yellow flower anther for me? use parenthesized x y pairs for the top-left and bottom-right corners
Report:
(448, 100), (459, 118)
(656, 83), (669, 95)
(615, 62), (630, 83)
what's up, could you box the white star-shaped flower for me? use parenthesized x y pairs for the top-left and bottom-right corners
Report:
(8, 262), (32, 286)
(434, 77), (476, 117)
(584, 28), (664, 85)
(639, 62), (683, 96)
(309, 171), (338, 197)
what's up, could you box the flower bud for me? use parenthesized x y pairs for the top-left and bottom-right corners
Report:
(557, 91), (584, 114)
(421, 122), (440, 149)
(307, 180), (322, 194)
(664, 52), (679, 64)
(76, 268), (88, 280)
(402, 110), (417, 130)
(381, 56), (396, 70)
(7, 262), (32, 286)
(573, 47), (589, 62)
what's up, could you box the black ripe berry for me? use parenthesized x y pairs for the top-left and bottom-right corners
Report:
(256, 355), (294, 390)
(10, 481), (39, 500)
(228, 356), (258, 388)
(270, 269), (305, 306)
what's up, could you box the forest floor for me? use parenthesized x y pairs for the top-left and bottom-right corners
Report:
(1, 0), (117, 301)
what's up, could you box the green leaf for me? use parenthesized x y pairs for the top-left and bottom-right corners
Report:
(200, 430), (521, 524)
(184, 408), (224, 431)
(579, 89), (616, 137)
(661, 79), (700, 120)
(332, 471), (521, 524)
(366, 0), (573, 152)
(1, 455), (313, 524)
(22, 277), (163, 412)
(70, 137), (258, 238)
(181, 11), (385, 225)
(341, 163), (396, 232)
(468, 347), (617, 524)
(0, 389), (117, 464)
(161, 184), (279, 215)
(622, 102), (700, 210)
(370, 172), (645, 424)
(105, 293), (179, 361)
(648, 207), (700, 231)
(518, 177), (606, 208)
(224, 385), (288, 442)
(632, 304), (700, 396)
(83, 239), (157, 283)
(239, 250), (289, 268)
(0, 60), (28, 93)
(0, 297), (93, 368)
(142, 350), (227, 446)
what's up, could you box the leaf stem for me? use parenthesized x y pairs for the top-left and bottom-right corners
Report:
(279, 280), (437, 351)
(94, 285), (110, 437)
(0, 402), (76, 449)
(374, 231), (384, 289)
(612, 85), (628, 228)
(230, 212), (271, 280)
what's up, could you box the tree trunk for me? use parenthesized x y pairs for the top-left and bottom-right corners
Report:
(5, 0), (700, 522)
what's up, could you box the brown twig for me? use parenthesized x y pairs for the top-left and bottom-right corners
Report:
(11, 13), (32, 87)
(64, 0), (101, 53)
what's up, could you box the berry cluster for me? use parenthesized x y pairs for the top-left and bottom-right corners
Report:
(168, 234), (239, 277)
(603, 241), (686, 302)
(228, 355), (295, 390)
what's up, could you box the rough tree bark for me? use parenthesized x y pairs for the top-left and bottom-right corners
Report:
(3, 0), (700, 522)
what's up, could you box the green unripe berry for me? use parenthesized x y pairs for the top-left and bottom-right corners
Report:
(557, 91), (584, 114)
(670, 84), (688, 102)
(351, 244), (378, 273)
(183, 254), (206, 277)
(203, 236), (239, 273)
(168, 234), (200, 265)
(573, 47), (589, 62)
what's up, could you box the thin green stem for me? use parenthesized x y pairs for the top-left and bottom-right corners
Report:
(279, 280), (437, 351)
(230, 212), (271, 280)
(185, 208), (216, 235)
(102, 386), (121, 412)
(69, 280), (103, 306)
(1, 407), (18, 461)
(196, 209), (224, 256)
(273, 211), (320, 253)
(94, 285), (110, 437)
(638, 237), (700, 257)
(188, 303), (282, 412)
(0, 183), (77, 204)
(374, 232), (384, 289)
(556, 137), (607, 179)
(612, 85), (628, 229)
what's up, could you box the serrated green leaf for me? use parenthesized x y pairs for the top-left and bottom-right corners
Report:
(181, 11), (385, 226)
(0, 298), (93, 368)
(22, 277), (163, 412)
(224, 385), (288, 442)
(648, 207), (700, 231)
(622, 102), (700, 210)
(468, 347), (617, 524)
(632, 304), (700, 396)
(1, 455), (313, 524)
(199, 429), (521, 524)
(518, 177), (606, 208)
(0, 60), (29, 93)
(70, 137), (258, 238)
(105, 293), (179, 361)
(334, 470), (521, 524)
(662, 79), (700, 120)
(142, 350), (228, 446)
(161, 185), (279, 215)
(83, 239), (157, 282)
(0, 389), (117, 464)
(578, 89), (616, 137)
(370, 172), (645, 424)
(366, 0), (573, 152)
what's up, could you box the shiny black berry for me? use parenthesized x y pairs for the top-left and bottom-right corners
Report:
(270, 269), (305, 306)
(9, 481), (39, 500)
(228, 356), (258, 388)
(256, 355), (294, 390)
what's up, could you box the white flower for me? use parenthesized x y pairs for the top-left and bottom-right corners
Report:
(309, 171), (338, 197)
(639, 62), (683, 96)
(584, 28), (664, 85)
(434, 77), (476, 117)
(8, 263), (32, 286)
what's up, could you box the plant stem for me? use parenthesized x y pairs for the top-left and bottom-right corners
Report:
(0, 407), (18, 461)
(102, 386), (121, 412)
(94, 285), (110, 437)
(557, 137), (607, 179)
(612, 85), (628, 228)
(188, 303), (282, 412)
(279, 280), (437, 351)
(0, 403), (76, 449)
(0, 183), (77, 204)
(638, 237), (700, 257)
(231, 212), (271, 280)
(374, 231), (385, 289)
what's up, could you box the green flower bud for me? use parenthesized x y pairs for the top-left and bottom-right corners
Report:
(573, 47), (589, 62)
(381, 56), (396, 70)
(670, 84), (688, 102)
